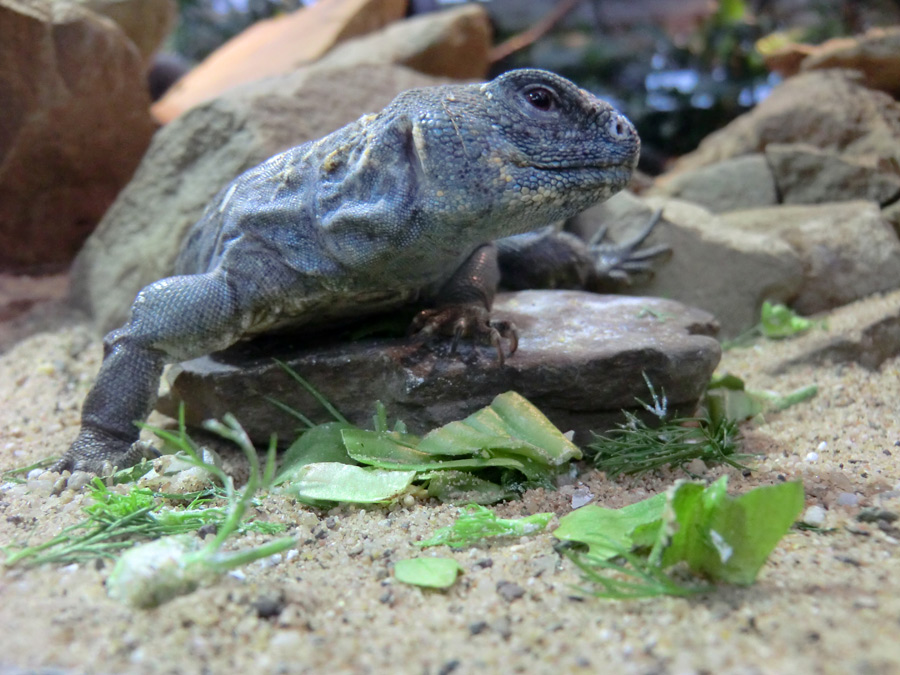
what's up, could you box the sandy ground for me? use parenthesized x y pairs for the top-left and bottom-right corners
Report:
(1, 300), (899, 675)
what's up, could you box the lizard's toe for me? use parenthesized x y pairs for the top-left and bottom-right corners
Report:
(54, 428), (156, 477)
(409, 304), (517, 364)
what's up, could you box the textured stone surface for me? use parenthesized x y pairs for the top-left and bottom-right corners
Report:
(721, 201), (900, 315)
(669, 70), (900, 176)
(150, 0), (407, 122)
(651, 154), (777, 213)
(613, 197), (804, 337)
(760, 289), (900, 372)
(70, 64), (451, 332)
(800, 26), (900, 97)
(766, 144), (900, 206)
(160, 291), (721, 445)
(316, 3), (492, 80)
(0, 0), (156, 272)
(653, 143), (900, 213)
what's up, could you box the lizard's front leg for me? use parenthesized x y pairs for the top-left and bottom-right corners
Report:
(408, 243), (517, 364)
(56, 270), (254, 474)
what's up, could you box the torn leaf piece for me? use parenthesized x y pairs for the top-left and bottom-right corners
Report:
(661, 476), (805, 584)
(394, 557), (462, 588)
(418, 391), (582, 465)
(424, 471), (516, 505)
(278, 462), (416, 503)
(275, 422), (356, 484)
(342, 428), (527, 472)
(418, 504), (553, 548)
(553, 493), (667, 560)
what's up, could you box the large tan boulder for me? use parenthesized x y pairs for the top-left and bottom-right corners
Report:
(317, 3), (492, 80)
(78, 0), (176, 67)
(669, 70), (900, 176)
(0, 0), (156, 273)
(150, 0), (407, 123)
(71, 65), (452, 332)
(765, 26), (900, 98)
(721, 201), (900, 315)
(800, 27), (900, 96)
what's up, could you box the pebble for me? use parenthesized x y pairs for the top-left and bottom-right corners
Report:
(802, 505), (827, 527)
(26, 477), (56, 496)
(66, 470), (94, 492)
(469, 621), (488, 635)
(853, 596), (879, 609)
(570, 486), (593, 509)
(269, 630), (304, 651)
(836, 493), (860, 507)
(805, 452), (819, 462)
(686, 458), (708, 474)
(496, 580), (526, 602)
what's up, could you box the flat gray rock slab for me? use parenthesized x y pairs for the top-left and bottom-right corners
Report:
(161, 291), (721, 445)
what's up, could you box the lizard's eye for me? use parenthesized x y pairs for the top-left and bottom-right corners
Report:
(524, 86), (557, 111)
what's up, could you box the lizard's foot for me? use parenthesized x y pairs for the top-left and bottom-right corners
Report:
(590, 209), (672, 283)
(408, 303), (518, 365)
(52, 427), (158, 476)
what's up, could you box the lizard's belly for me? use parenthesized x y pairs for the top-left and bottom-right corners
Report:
(241, 286), (422, 337)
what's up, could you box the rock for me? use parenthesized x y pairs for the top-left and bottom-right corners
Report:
(496, 580), (526, 602)
(567, 190), (658, 244)
(721, 201), (900, 315)
(150, 0), (407, 123)
(651, 154), (778, 213)
(802, 505), (827, 528)
(159, 291), (722, 445)
(614, 197), (804, 337)
(800, 26), (900, 98)
(317, 4), (491, 80)
(669, 70), (900, 177)
(78, 0), (176, 67)
(766, 288), (900, 372)
(0, 273), (68, 322)
(654, 145), (900, 213)
(0, 0), (156, 272)
(882, 200), (900, 240)
(70, 64), (452, 333)
(836, 492), (860, 507)
(766, 144), (900, 206)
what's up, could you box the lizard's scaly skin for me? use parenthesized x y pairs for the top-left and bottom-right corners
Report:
(59, 69), (642, 473)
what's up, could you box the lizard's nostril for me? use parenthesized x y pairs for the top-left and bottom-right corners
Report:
(606, 114), (632, 141)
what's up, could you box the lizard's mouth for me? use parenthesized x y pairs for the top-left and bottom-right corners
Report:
(524, 158), (636, 171)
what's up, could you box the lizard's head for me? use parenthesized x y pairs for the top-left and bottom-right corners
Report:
(476, 69), (640, 224)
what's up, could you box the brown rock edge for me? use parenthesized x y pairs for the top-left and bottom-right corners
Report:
(161, 290), (721, 444)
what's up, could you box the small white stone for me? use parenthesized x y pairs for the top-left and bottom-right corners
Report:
(805, 452), (819, 462)
(66, 470), (94, 492)
(570, 487), (594, 509)
(802, 505), (826, 527)
(817, 441), (827, 452)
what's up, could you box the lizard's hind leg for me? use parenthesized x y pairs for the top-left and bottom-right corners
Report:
(56, 270), (254, 474)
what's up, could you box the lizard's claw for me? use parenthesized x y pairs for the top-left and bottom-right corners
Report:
(409, 304), (518, 365)
(52, 427), (158, 477)
(589, 209), (672, 283)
